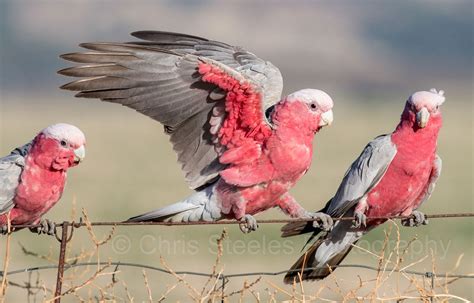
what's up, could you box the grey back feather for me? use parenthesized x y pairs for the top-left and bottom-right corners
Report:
(59, 31), (283, 190)
(0, 142), (31, 214)
(326, 134), (397, 216)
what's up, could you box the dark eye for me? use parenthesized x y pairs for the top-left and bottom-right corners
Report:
(60, 140), (67, 147)
(310, 103), (317, 110)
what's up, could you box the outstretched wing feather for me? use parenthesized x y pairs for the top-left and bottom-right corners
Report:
(60, 31), (283, 189)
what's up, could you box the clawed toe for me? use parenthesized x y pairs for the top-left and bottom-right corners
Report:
(29, 219), (56, 236)
(401, 211), (428, 227)
(304, 212), (333, 231)
(352, 211), (367, 228)
(239, 214), (259, 234)
(0, 225), (10, 235)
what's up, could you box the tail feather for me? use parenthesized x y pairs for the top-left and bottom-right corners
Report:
(283, 239), (355, 283)
(126, 185), (222, 222)
(284, 220), (362, 284)
(126, 202), (200, 222)
(280, 221), (316, 238)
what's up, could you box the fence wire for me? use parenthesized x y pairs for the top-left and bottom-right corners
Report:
(1, 212), (473, 302)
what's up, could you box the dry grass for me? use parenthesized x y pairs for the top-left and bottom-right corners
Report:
(0, 218), (472, 302)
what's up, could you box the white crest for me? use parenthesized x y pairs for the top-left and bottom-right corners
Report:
(409, 89), (446, 107)
(41, 123), (86, 146)
(286, 89), (334, 110)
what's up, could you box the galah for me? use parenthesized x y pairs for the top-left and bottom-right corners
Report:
(0, 124), (86, 235)
(281, 89), (445, 283)
(59, 31), (334, 233)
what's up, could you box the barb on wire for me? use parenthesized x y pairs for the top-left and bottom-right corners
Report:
(6, 212), (474, 230)
(1, 262), (473, 280)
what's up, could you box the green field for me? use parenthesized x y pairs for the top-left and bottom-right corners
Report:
(0, 95), (472, 301)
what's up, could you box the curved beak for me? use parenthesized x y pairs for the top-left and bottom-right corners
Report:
(73, 145), (86, 163)
(416, 107), (430, 128)
(319, 110), (334, 127)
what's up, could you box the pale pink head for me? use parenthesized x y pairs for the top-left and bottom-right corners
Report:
(403, 88), (445, 129)
(284, 89), (334, 133)
(32, 123), (86, 171)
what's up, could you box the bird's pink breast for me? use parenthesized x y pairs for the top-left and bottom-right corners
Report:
(218, 122), (314, 219)
(2, 153), (67, 225)
(366, 153), (434, 218)
(365, 120), (440, 221)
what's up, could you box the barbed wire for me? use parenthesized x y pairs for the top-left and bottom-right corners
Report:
(9, 212), (474, 230)
(1, 261), (473, 280)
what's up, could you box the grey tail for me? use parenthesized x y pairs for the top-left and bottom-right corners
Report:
(280, 220), (319, 238)
(126, 185), (220, 223)
(126, 202), (201, 222)
(283, 236), (355, 284)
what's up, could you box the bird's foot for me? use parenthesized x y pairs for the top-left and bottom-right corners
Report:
(303, 211), (333, 231)
(401, 210), (428, 227)
(352, 211), (367, 228)
(29, 219), (56, 236)
(239, 214), (259, 234)
(0, 225), (12, 235)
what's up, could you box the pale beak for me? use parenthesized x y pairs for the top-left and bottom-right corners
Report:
(319, 110), (334, 127)
(416, 107), (430, 128)
(74, 145), (86, 163)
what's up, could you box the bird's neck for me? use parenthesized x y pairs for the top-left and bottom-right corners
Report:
(392, 113), (442, 155)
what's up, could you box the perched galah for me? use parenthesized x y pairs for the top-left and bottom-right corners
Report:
(59, 31), (334, 233)
(281, 89), (445, 283)
(0, 124), (86, 235)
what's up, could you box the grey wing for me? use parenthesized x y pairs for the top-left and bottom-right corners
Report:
(0, 152), (26, 214)
(326, 134), (397, 216)
(59, 31), (283, 190)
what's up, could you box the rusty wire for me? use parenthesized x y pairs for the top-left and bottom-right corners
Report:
(8, 212), (474, 230)
(1, 261), (473, 279)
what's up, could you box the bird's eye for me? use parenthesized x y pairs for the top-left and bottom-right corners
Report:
(310, 103), (317, 110)
(60, 140), (67, 147)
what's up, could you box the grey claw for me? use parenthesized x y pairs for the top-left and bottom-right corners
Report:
(352, 211), (367, 228)
(29, 219), (56, 236)
(239, 214), (258, 234)
(402, 211), (428, 227)
(1, 225), (10, 235)
(304, 212), (333, 231)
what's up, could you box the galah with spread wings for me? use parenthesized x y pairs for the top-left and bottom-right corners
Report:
(0, 124), (86, 235)
(281, 89), (444, 283)
(59, 31), (334, 233)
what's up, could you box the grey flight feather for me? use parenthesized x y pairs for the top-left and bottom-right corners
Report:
(0, 142), (31, 214)
(127, 183), (223, 223)
(326, 134), (397, 217)
(59, 31), (283, 190)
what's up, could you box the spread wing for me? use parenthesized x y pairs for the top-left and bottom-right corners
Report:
(325, 134), (397, 216)
(0, 143), (30, 214)
(59, 31), (283, 189)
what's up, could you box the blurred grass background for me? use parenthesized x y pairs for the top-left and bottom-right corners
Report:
(1, 0), (472, 301)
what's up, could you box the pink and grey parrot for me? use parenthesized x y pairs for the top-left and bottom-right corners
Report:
(281, 89), (444, 283)
(59, 31), (334, 233)
(0, 124), (86, 235)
